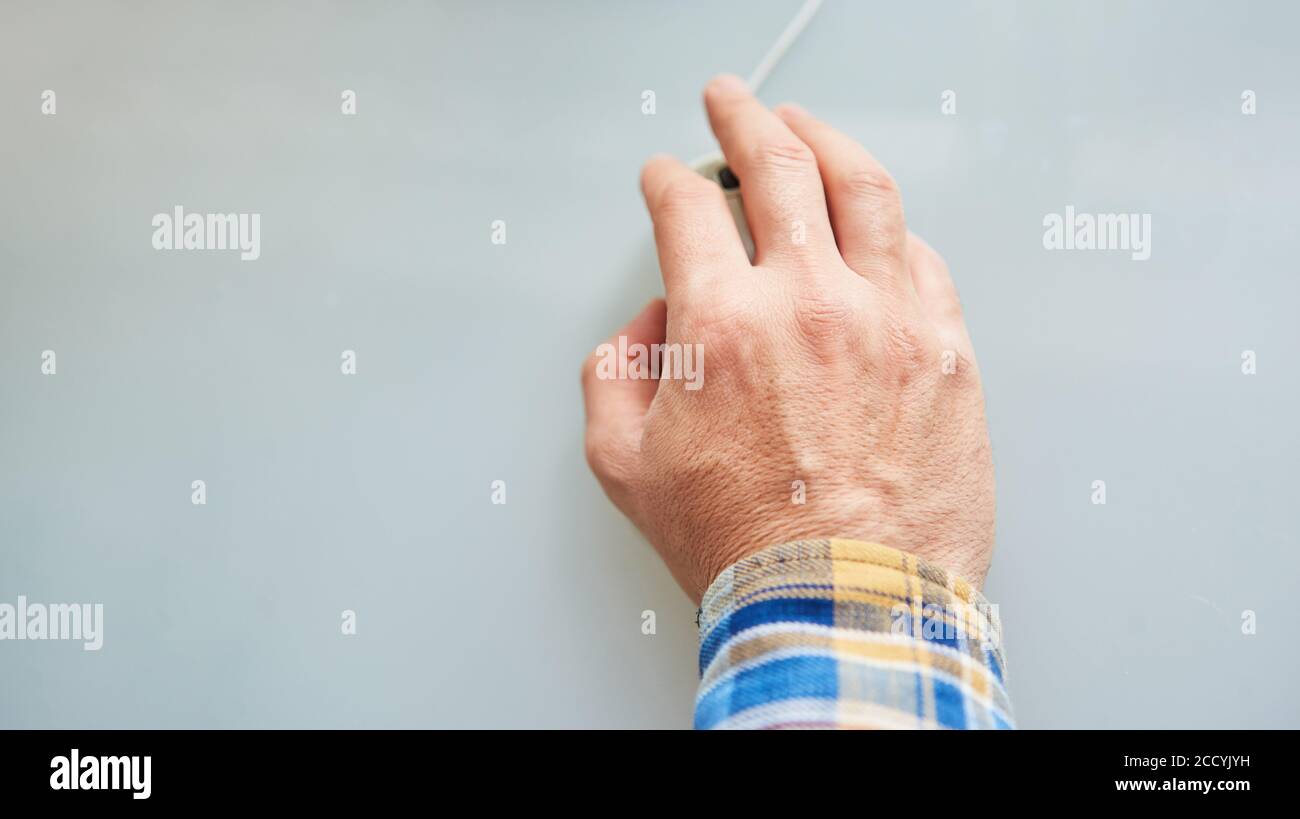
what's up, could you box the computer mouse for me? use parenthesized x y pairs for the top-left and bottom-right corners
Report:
(691, 152), (756, 261)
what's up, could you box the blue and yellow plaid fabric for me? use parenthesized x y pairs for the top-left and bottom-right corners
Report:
(696, 539), (1014, 729)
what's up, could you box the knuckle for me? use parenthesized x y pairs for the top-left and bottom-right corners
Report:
(949, 349), (978, 383)
(839, 166), (900, 203)
(939, 294), (965, 324)
(885, 318), (938, 375)
(748, 138), (817, 174)
(909, 239), (965, 324)
(839, 169), (906, 264)
(793, 289), (856, 342)
(857, 220), (909, 268)
(691, 298), (758, 358)
(936, 348), (982, 396)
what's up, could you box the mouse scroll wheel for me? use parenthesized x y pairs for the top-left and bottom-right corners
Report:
(717, 165), (740, 190)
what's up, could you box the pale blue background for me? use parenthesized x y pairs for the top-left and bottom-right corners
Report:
(1, 0), (1297, 728)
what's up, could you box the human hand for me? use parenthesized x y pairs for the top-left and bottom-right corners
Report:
(582, 75), (994, 601)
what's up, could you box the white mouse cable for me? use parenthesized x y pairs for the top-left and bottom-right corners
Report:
(746, 0), (824, 94)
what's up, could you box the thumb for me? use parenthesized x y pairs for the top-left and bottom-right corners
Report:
(581, 299), (667, 496)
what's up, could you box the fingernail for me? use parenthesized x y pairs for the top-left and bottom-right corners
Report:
(708, 74), (749, 95)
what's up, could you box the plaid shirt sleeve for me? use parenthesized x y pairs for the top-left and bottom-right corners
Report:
(695, 539), (1014, 729)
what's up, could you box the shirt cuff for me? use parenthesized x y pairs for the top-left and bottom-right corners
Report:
(695, 538), (1014, 730)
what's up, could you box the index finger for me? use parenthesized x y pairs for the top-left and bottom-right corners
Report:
(640, 154), (749, 298)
